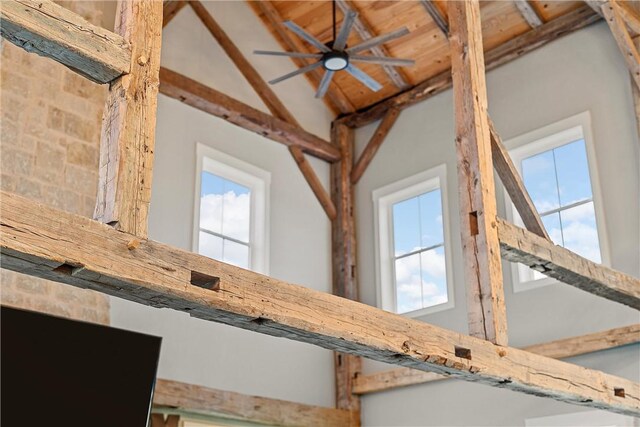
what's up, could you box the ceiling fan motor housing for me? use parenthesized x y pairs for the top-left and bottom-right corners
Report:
(322, 50), (349, 71)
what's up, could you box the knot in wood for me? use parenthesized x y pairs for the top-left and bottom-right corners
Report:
(137, 54), (148, 66)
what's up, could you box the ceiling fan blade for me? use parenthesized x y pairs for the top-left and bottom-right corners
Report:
(349, 55), (415, 67)
(254, 50), (323, 59)
(345, 64), (382, 92)
(269, 61), (323, 85)
(283, 21), (330, 53)
(315, 70), (335, 99)
(333, 10), (357, 51)
(346, 27), (410, 54)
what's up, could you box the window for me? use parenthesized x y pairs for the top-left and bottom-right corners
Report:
(373, 165), (454, 317)
(506, 112), (609, 290)
(193, 144), (270, 274)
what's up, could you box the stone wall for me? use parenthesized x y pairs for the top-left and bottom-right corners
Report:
(1, 1), (110, 324)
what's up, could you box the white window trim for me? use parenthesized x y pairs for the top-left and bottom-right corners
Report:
(504, 111), (610, 292)
(193, 143), (270, 275)
(372, 164), (454, 318)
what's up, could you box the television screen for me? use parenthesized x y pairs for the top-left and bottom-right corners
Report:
(2, 306), (162, 427)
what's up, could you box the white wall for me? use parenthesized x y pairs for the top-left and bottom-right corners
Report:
(110, 1), (335, 407)
(355, 22), (640, 426)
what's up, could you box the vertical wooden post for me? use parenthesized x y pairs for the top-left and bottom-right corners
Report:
(449, 0), (508, 346)
(330, 122), (361, 423)
(94, 0), (163, 238)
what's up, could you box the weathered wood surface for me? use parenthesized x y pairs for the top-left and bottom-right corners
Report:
(330, 123), (362, 417)
(353, 324), (640, 394)
(489, 120), (549, 239)
(163, 1), (187, 28)
(497, 218), (640, 310)
(247, 0), (354, 115)
(2, 191), (639, 416)
(153, 379), (356, 427)
(617, 2), (640, 36)
(351, 108), (401, 184)
(420, 0), (449, 36)
(159, 68), (340, 162)
(603, 1), (640, 90)
(450, 0), (508, 346)
(289, 146), (336, 221)
(0, 0), (130, 84)
(94, 0), (163, 238)
(514, 0), (544, 28)
(337, 5), (600, 128)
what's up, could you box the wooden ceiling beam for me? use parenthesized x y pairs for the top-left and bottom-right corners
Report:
(94, 0), (163, 238)
(353, 324), (640, 395)
(513, 0), (544, 28)
(0, 0), (131, 84)
(603, 1), (640, 90)
(2, 191), (639, 417)
(498, 218), (640, 310)
(335, 0), (411, 90)
(159, 68), (340, 162)
(449, 0), (508, 345)
(336, 5), (601, 129)
(247, 0), (354, 115)
(162, 1), (187, 28)
(289, 146), (337, 220)
(420, 0), (449, 36)
(153, 379), (356, 427)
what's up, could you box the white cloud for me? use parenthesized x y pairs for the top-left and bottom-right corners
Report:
(200, 191), (251, 242)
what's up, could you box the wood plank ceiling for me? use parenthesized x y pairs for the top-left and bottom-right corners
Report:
(250, 1), (585, 113)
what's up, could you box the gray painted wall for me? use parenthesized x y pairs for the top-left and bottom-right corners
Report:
(355, 22), (640, 426)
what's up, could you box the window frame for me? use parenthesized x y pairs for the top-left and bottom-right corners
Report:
(193, 143), (270, 275)
(372, 164), (455, 318)
(504, 111), (610, 292)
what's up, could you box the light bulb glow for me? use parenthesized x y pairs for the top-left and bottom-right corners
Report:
(324, 56), (348, 71)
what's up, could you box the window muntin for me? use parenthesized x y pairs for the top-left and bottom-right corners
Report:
(373, 165), (453, 317)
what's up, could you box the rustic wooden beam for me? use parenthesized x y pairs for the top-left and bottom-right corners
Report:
(584, 0), (606, 17)
(94, 0), (163, 238)
(163, 1), (187, 28)
(0, 0), (131, 84)
(514, 0), (544, 28)
(450, 0), (508, 345)
(489, 119), (549, 239)
(353, 324), (640, 395)
(337, 5), (600, 129)
(247, 0), (354, 115)
(289, 146), (337, 220)
(335, 0), (410, 90)
(350, 108), (401, 184)
(420, 0), (449, 36)
(497, 218), (640, 310)
(2, 191), (639, 417)
(153, 379), (356, 427)
(617, 2), (640, 36)
(603, 1), (640, 90)
(330, 123), (362, 418)
(159, 67), (340, 162)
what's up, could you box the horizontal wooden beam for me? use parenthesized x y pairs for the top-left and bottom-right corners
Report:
(353, 324), (640, 394)
(159, 67), (340, 162)
(2, 191), (638, 416)
(0, 0), (131, 84)
(337, 5), (600, 128)
(497, 218), (640, 310)
(153, 379), (355, 427)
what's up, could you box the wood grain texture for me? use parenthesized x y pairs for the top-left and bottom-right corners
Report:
(338, 5), (600, 128)
(94, 0), (163, 238)
(289, 146), (336, 220)
(498, 218), (640, 310)
(351, 108), (400, 184)
(353, 324), (640, 394)
(617, 2), (640, 36)
(2, 191), (639, 416)
(163, 1), (187, 28)
(247, 0), (354, 114)
(0, 0), (131, 83)
(450, 0), (508, 346)
(330, 123), (362, 417)
(489, 119), (549, 239)
(159, 67), (340, 162)
(420, 0), (449, 35)
(153, 379), (356, 427)
(604, 1), (640, 90)
(514, 0), (544, 28)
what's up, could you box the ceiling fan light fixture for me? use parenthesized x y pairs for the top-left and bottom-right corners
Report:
(322, 51), (349, 71)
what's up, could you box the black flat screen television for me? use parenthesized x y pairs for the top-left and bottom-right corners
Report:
(2, 306), (162, 427)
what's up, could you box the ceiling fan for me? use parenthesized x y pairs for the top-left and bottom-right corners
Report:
(253, 1), (415, 99)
